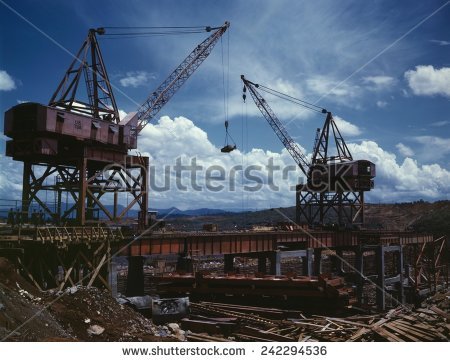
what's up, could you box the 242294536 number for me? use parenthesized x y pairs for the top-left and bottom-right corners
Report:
(261, 345), (327, 356)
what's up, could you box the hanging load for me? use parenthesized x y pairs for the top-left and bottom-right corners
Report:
(221, 120), (237, 153)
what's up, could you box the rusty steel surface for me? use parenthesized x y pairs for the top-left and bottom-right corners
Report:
(121, 230), (434, 257)
(0, 225), (434, 255)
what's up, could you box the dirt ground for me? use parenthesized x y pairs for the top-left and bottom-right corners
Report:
(0, 257), (174, 341)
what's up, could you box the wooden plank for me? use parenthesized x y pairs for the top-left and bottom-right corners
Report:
(320, 317), (369, 328)
(347, 327), (370, 342)
(384, 323), (420, 342)
(415, 308), (437, 316)
(394, 319), (439, 339)
(389, 322), (434, 342)
(239, 326), (296, 342)
(372, 326), (404, 342)
(430, 306), (450, 320)
(370, 318), (388, 328)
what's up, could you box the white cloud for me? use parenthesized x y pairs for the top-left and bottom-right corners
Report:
(138, 116), (450, 207)
(350, 141), (450, 201)
(430, 40), (450, 46)
(363, 75), (395, 90)
(396, 143), (414, 157)
(0, 155), (23, 200)
(413, 136), (450, 154)
(431, 120), (450, 127)
(404, 65), (450, 97)
(0, 70), (16, 91)
(140, 120), (450, 205)
(306, 76), (360, 99)
(1, 116), (450, 209)
(119, 71), (155, 88)
(333, 116), (361, 137)
(17, 100), (29, 104)
(376, 100), (388, 108)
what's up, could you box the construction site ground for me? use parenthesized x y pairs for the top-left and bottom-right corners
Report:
(1, 256), (449, 342)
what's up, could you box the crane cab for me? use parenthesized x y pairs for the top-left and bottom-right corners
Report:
(308, 160), (375, 192)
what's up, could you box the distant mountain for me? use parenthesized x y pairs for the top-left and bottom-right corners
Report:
(152, 207), (232, 217)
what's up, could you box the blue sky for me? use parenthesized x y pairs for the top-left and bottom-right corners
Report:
(1, 0), (450, 210)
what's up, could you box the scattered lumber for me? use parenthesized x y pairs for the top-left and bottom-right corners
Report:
(181, 290), (450, 342)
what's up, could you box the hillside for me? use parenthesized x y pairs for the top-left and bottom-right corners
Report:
(163, 201), (450, 238)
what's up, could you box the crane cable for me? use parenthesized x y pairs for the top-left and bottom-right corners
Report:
(221, 29), (236, 149)
(250, 82), (327, 114)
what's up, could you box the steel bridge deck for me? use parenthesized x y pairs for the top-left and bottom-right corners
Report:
(0, 224), (434, 256)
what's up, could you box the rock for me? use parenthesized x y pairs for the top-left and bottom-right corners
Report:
(167, 323), (180, 333)
(69, 286), (78, 294)
(175, 329), (186, 341)
(0, 303), (5, 311)
(84, 318), (91, 324)
(87, 324), (105, 336)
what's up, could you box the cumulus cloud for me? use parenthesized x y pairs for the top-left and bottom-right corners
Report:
(363, 75), (395, 90)
(136, 115), (305, 209)
(0, 70), (16, 91)
(396, 143), (414, 157)
(138, 116), (450, 207)
(0, 155), (23, 200)
(350, 141), (450, 201)
(1, 116), (450, 209)
(333, 116), (361, 137)
(119, 71), (155, 88)
(404, 65), (450, 97)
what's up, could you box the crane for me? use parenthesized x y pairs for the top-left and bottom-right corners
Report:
(4, 22), (230, 227)
(240, 75), (375, 226)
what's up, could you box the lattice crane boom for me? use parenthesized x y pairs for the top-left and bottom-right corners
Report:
(126, 22), (230, 134)
(241, 75), (310, 176)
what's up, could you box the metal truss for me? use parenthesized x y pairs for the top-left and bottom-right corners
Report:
(296, 186), (365, 226)
(21, 155), (148, 228)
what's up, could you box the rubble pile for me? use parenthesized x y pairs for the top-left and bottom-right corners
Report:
(0, 257), (171, 341)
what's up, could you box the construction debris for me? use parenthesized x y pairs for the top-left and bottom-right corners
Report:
(0, 257), (172, 341)
(182, 293), (449, 342)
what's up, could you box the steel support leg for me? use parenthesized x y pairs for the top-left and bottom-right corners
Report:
(269, 251), (281, 276)
(302, 248), (314, 276)
(224, 254), (234, 273)
(126, 256), (145, 297)
(313, 248), (322, 276)
(334, 249), (344, 275)
(376, 245), (386, 310)
(355, 247), (364, 304)
(108, 260), (118, 298)
(258, 255), (267, 274)
(397, 246), (404, 304)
